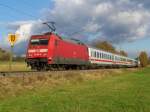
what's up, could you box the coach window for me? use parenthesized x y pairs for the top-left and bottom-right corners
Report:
(99, 53), (101, 59)
(116, 57), (118, 61)
(93, 51), (95, 58)
(92, 51), (94, 57)
(91, 51), (93, 57)
(96, 52), (98, 58)
(104, 54), (106, 59)
(97, 52), (99, 58)
(97, 52), (98, 58)
(94, 51), (96, 58)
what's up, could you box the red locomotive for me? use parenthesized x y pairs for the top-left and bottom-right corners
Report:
(26, 32), (89, 70)
(26, 22), (139, 71)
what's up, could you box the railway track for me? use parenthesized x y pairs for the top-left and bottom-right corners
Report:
(0, 70), (67, 77)
(0, 70), (84, 76)
(0, 68), (135, 77)
(0, 71), (40, 76)
(0, 69), (112, 77)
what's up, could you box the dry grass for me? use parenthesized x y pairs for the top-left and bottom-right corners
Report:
(0, 61), (30, 71)
(0, 68), (138, 100)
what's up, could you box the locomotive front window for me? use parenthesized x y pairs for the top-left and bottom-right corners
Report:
(31, 39), (49, 45)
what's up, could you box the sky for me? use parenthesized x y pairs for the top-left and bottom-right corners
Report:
(0, 0), (150, 57)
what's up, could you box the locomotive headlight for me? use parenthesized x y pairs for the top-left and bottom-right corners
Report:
(48, 57), (52, 60)
(39, 49), (48, 52)
(28, 49), (36, 53)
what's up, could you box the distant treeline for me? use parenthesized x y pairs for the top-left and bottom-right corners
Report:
(0, 48), (10, 61)
(0, 48), (25, 62)
(93, 41), (128, 56)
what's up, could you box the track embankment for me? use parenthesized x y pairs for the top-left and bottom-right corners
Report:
(0, 68), (137, 77)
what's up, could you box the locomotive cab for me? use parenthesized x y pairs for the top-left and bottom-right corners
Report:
(27, 37), (49, 58)
(26, 34), (51, 70)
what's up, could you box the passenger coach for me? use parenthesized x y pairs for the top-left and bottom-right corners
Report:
(88, 47), (138, 67)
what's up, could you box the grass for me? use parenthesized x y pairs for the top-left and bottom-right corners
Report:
(0, 61), (29, 71)
(0, 67), (150, 112)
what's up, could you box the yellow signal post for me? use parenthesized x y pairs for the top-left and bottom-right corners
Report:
(8, 34), (18, 71)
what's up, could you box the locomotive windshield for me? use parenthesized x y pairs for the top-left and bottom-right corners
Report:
(30, 39), (49, 46)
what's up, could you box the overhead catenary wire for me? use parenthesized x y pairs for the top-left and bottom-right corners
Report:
(15, 0), (38, 11)
(0, 2), (37, 19)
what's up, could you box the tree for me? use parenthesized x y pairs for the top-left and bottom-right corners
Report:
(139, 51), (148, 67)
(94, 41), (117, 53)
(0, 48), (10, 61)
(148, 57), (150, 65)
(119, 50), (128, 57)
(93, 41), (128, 56)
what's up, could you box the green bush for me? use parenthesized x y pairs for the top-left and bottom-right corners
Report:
(0, 50), (10, 61)
(148, 57), (150, 65)
(139, 51), (148, 67)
